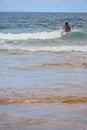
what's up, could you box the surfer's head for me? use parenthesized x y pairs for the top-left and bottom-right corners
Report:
(65, 22), (68, 25)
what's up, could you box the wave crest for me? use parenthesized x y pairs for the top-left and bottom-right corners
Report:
(0, 31), (62, 40)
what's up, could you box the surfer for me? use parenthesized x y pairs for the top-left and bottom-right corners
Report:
(63, 22), (71, 32)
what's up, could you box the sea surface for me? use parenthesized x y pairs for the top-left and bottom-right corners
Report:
(0, 12), (87, 130)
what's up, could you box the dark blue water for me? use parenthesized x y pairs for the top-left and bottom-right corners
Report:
(0, 12), (87, 32)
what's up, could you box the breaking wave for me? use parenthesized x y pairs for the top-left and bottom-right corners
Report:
(0, 31), (62, 40)
(0, 29), (87, 41)
(0, 30), (87, 53)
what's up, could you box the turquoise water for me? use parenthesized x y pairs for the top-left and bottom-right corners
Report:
(0, 13), (87, 130)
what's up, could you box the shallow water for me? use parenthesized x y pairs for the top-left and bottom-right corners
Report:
(0, 103), (87, 130)
(0, 51), (87, 129)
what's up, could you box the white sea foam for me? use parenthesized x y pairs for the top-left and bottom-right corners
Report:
(0, 31), (62, 40)
(0, 45), (87, 52)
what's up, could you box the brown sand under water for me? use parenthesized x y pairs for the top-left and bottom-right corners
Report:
(0, 96), (87, 104)
(40, 62), (87, 68)
(20, 117), (81, 128)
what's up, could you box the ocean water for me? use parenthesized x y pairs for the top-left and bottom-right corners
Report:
(0, 12), (87, 130)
